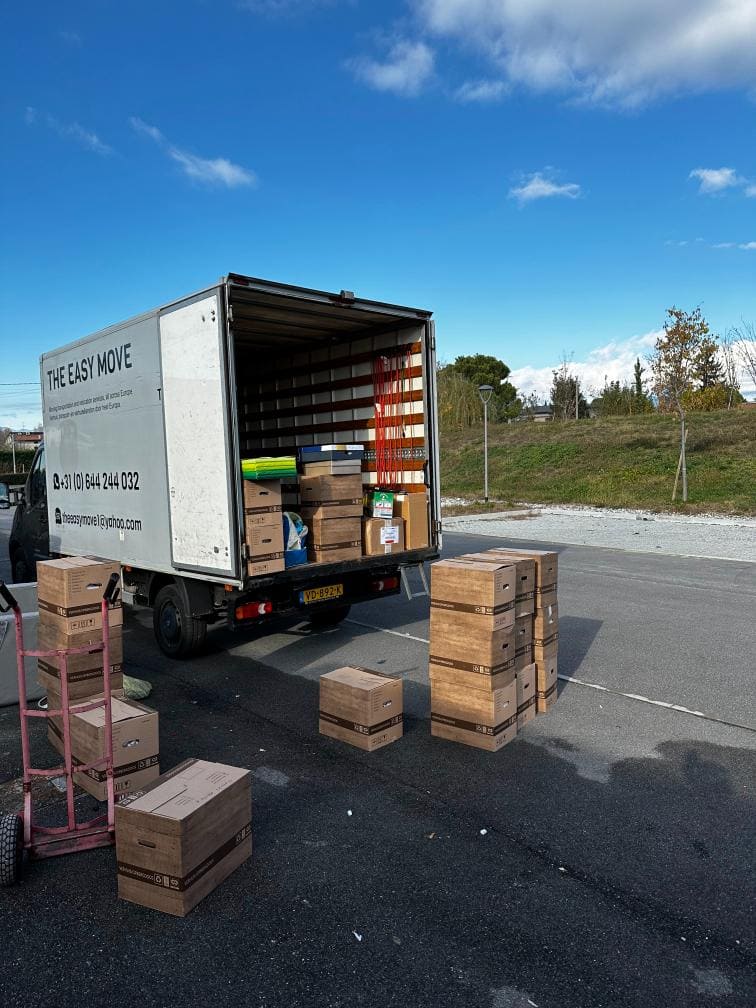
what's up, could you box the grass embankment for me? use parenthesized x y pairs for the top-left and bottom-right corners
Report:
(440, 408), (756, 515)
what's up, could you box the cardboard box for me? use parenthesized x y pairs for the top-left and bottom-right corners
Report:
(533, 602), (558, 643)
(534, 585), (558, 608)
(243, 479), (283, 528)
(115, 759), (252, 916)
(303, 460), (362, 477)
(309, 516), (363, 546)
(307, 542), (362, 564)
(483, 548), (557, 590)
(47, 694), (159, 801)
(362, 517), (405, 556)
(428, 656), (515, 692)
(395, 492), (429, 550)
(516, 663), (536, 729)
(515, 646), (533, 672)
(319, 666), (403, 752)
(431, 680), (517, 752)
(37, 622), (123, 700)
(245, 522), (285, 577)
(371, 490), (394, 518)
(246, 557), (286, 577)
(300, 474), (363, 519)
(37, 557), (122, 637)
(429, 611), (515, 669)
(430, 559), (515, 632)
(457, 553), (533, 616)
(533, 641), (558, 713)
(514, 613), (533, 652)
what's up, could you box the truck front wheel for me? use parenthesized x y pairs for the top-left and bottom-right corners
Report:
(153, 585), (207, 659)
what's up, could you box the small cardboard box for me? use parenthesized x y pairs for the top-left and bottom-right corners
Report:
(37, 557), (122, 636)
(533, 602), (558, 643)
(483, 548), (557, 590)
(362, 517), (405, 556)
(307, 542), (362, 564)
(115, 759), (252, 916)
(319, 666), (403, 752)
(395, 491), (429, 550)
(430, 559), (515, 632)
(516, 663), (536, 729)
(429, 611), (515, 668)
(47, 694), (159, 801)
(246, 522), (285, 577)
(534, 643), (558, 713)
(243, 479), (283, 528)
(309, 516), (363, 547)
(300, 474), (363, 519)
(303, 460), (362, 477)
(428, 655), (515, 692)
(37, 622), (123, 700)
(431, 679), (517, 752)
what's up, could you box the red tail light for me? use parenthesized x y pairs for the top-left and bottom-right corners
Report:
(371, 576), (399, 593)
(235, 601), (273, 620)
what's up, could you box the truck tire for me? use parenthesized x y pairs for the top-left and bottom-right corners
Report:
(308, 604), (351, 630)
(153, 585), (207, 659)
(0, 813), (23, 886)
(11, 549), (33, 584)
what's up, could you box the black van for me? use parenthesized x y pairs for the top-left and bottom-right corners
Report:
(7, 444), (50, 581)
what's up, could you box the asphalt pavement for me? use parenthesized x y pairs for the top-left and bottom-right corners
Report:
(0, 521), (754, 1008)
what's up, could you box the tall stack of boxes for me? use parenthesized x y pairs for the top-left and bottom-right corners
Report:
(36, 556), (160, 799)
(243, 479), (285, 576)
(428, 559), (518, 750)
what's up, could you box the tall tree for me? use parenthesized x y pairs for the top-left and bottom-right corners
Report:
(633, 357), (646, 398)
(649, 306), (710, 502)
(720, 330), (741, 409)
(692, 336), (724, 388)
(550, 361), (589, 420)
(731, 320), (756, 395)
(444, 353), (521, 421)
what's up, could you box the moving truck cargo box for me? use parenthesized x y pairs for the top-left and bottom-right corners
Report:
(37, 557), (122, 636)
(429, 610), (515, 669)
(362, 517), (405, 556)
(319, 666), (403, 752)
(430, 559), (515, 632)
(431, 680), (517, 752)
(516, 663), (536, 729)
(47, 694), (158, 801)
(395, 492), (429, 550)
(37, 622), (123, 701)
(115, 759), (252, 916)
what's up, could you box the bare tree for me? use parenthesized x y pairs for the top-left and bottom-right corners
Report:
(731, 320), (756, 395)
(720, 330), (740, 409)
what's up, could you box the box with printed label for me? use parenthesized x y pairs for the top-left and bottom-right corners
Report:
(430, 611), (516, 669)
(371, 490), (394, 518)
(245, 522), (285, 577)
(482, 548), (557, 590)
(362, 517), (405, 556)
(243, 479), (283, 528)
(428, 654), (515, 692)
(303, 460), (362, 477)
(309, 517), (363, 547)
(533, 602), (558, 644)
(37, 622), (124, 700)
(516, 663), (536, 729)
(477, 551), (536, 617)
(431, 679), (517, 752)
(430, 559), (515, 632)
(47, 694), (159, 801)
(319, 666), (403, 752)
(37, 557), (122, 636)
(300, 474), (363, 519)
(395, 491), (429, 550)
(115, 759), (252, 916)
(307, 541), (362, 564)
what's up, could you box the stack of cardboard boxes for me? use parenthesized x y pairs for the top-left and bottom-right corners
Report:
(36, 556), (160, 800)
(427, 559), (519, 750)
(300, 479), (363, 564)
(243, 479), (285, 576)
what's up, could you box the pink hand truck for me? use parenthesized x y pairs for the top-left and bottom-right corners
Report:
(0, 574), (120, 885)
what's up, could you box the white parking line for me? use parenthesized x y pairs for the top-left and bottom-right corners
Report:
(345, 618), (755, 734)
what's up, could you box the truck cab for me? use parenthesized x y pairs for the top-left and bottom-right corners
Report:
(8, 444), (49, 582)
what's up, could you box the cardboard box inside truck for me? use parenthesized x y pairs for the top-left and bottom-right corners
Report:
(395, 491), (429, 550)
(362, 517), (405, 556)
(299, 474), (364, 519)
(319, 666), (403, 751)
(115, 759), (252, 916)
(243, 479), (283, 528)
(37, 557), (122, 636)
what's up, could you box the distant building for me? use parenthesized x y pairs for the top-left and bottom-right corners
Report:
(531, 405), (553, 423)
(12, 431), (43, 445)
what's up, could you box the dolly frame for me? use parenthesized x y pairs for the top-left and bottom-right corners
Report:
(0, 574), (120, 883)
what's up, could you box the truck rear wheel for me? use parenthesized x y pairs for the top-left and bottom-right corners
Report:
(308, 604), (351, 630)
(153, 585), (207, 659)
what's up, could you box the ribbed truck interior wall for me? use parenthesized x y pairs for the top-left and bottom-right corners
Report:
(230, 284), (430, 491)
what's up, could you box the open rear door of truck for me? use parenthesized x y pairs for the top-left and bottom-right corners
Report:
(159, 291), (239, 580)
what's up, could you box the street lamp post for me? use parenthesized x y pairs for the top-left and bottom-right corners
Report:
(477, 385), (494, 503)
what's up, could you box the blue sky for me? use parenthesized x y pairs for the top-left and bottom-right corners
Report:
(2, 0), (756, 426)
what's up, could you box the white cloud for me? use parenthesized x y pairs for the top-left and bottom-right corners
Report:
(130, 117), (257, 187)
(414, 0), (756, 106)
(739, 241), (756, 250)
(60, 30), (82, 45)
(509, 171), (581, 205)
(712, 242), (735, 249)
(746, 184), (756, 197)
(453, 79), (508, 103)
(510, 331), (661, 401)
(24, 106), (36, 125)
(689, 166), (742, 193)
(26, 109), (113, 155)
(348, 40), (434, 97)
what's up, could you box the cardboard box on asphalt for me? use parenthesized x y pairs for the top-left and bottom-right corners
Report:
(430, 559), (515, 632)
(395, 492), (430, 550)
(484, 548), (557, 590)
(515, 646), (533, 672)
(37, 620), (124, 701)
(309, 516), (363, 547)
(246, 522), (285, 577)
(47, 694), (158, 801)
(534, 585), (558, 608)
(516, 663), (536, 729)
(533, 602), (558, 643)
(533, 641), (558, 713)
(37, 557), (122, 636)
(428, 655), (515, 692)
(299, 474), (363, 519)
(458, 553), (534, 617)
(514, 613), (533, 653)
(429, 610), (516, 669)
(319, 666), (403, 752)
(362, 517), (405, 556)
(115, 759), (252, 917)
(431, 679), (517, 752)
(243, 479), (283, 528)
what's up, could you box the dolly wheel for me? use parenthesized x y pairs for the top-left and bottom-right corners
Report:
(0, 814), (23, 886)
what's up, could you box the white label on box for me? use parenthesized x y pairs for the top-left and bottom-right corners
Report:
(380, 525), (400, 545)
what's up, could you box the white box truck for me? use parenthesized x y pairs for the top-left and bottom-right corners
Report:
(32, 274), (441, 656)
